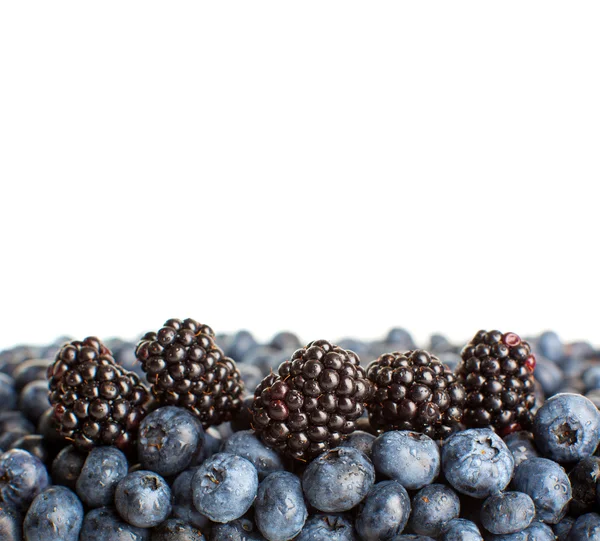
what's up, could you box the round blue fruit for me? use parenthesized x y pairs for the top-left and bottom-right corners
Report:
(23, 486), (83, 541)
(480, 491), (536, 535)
(442, 428), (514, 498)
(115, 470), (172, 528)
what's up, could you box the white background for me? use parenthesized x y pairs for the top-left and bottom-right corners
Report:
(1, 2), (598, 351)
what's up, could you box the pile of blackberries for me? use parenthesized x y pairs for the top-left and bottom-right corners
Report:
(1, 322), (600, 540)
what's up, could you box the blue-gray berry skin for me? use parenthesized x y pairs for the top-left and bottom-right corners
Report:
(302, 447), (375, 513)
(209, 517), (266, 541)
(489, 521), (556, 540)
(50, 444), (86, 490)
(191, 427), (222, 466)
(480, 492), (535, 535)
(76, 446), (129, 508)
(150, 518), (206, 540)
(192, 452), (258, 523)
(221, 430), (285, 480)
(255, 471), (307, 541)
(554, 517), (575, 540)
(372, 431), (440, 490)
(23, 486), (83, 541)
(339, 431), (376, 458)
(138, 406), (205, 477)
(408, 484), (460, 537)
(0, 502), (22, 541)
(533, 393), (600, 463)
(172, 467), (211, 529)
(115, 470), (172, 528)
(0, 373), (18, 412)
(440, 518), (483, 541)
(18, 380), (50, 423)
(295, 514), (358, 541)
(79, 507), (150, 541)
(567, 513), (600, 540)
(0, 448), (50, 510)
(511, 457), (571, 524)
(442, 428), (514, 499)
(503, 431), (540, 467)
(392, 534), (435, 541)
(355, 480), (411, 541)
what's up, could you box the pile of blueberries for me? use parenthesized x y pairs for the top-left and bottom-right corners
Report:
(1, 328), (600, 541)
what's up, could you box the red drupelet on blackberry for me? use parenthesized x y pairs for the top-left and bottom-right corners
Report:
(251, 339), (373, 461)
(135, 318), (244, 428)
(47, 337), (150, 452)
(456, 330), (537, 435)
(366, 349), (465, 440)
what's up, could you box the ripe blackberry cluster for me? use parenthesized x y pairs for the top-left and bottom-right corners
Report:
(135, 318), (244, 428)
(456, 330), (537, 434)
(252, 339), (373, 461)
(47, 337), (150, 451)
(366, 349), (465, 440)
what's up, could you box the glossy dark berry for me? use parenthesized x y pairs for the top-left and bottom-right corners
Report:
(135, 318), (244, 428)
(366, 349), (465, 439)
(456, 330), (537, 434)
(47, 337), (150, 451)
(252, 339), (373, 461)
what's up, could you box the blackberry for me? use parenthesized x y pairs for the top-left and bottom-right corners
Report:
(47, 337), (150, 452)
(366, 349), (465, 439)
(251, 339), (372, 461)
(456, 330), (537, 434)
(135, 318), (244, 428)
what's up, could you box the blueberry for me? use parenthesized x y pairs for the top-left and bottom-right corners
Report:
(537, 331), (563, 363)
(442, 428), (514, 498)
(568, 456), (600, 516)
(238, 363), (264, 391)
(339, 430), (376, 458)
(489, 521), (556, 540)
(225, 330), (258, 362)
(0, 373), (17, 411)
(385, 327), (416, 349)
(80, 507), (150, 541)
(408, 483), (460, 537)
(355, 480), (411, 540)
(295, 514), (358, 541)
(534, 357), (563, 397)
(554, 516), (575, 541)
(220, 430), (284, 480)
(394, 534), (435, 541)
(192, 426), (222, 465)
(0, 502), (21, 541)
(440, 518), (483, 541)
(150, 518), (206, 540)
(511, 457), (571, 524)
(0, 411), (34, 448)
(269, 331), (302, 352)
(503, 431), (539, 467)
(372, 431), (440, 490)
(567, 513), (600, 540)
(51, 444), (86, 490)
(115, 470), (172, 528)
(0, 448), (50, 510)
(192, 453), (258, 523)
(18, 380), (50, 424)
(138, 406), (204, 477)
(584, 366), (600, 392)
(12, 359), (52, 392)
(210, 517), (266, 540)
(533, 393), (600, 462)
(9, 434), (48, 463)
(37, 407), (65, 450)
(302, 447), (375, 513)
(76, 446), (129, 508)
(172, 467), (211, 529)
(480, 491), (535, 535)
(255, 471), (307, 541)
(23, 486), (83, 541)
